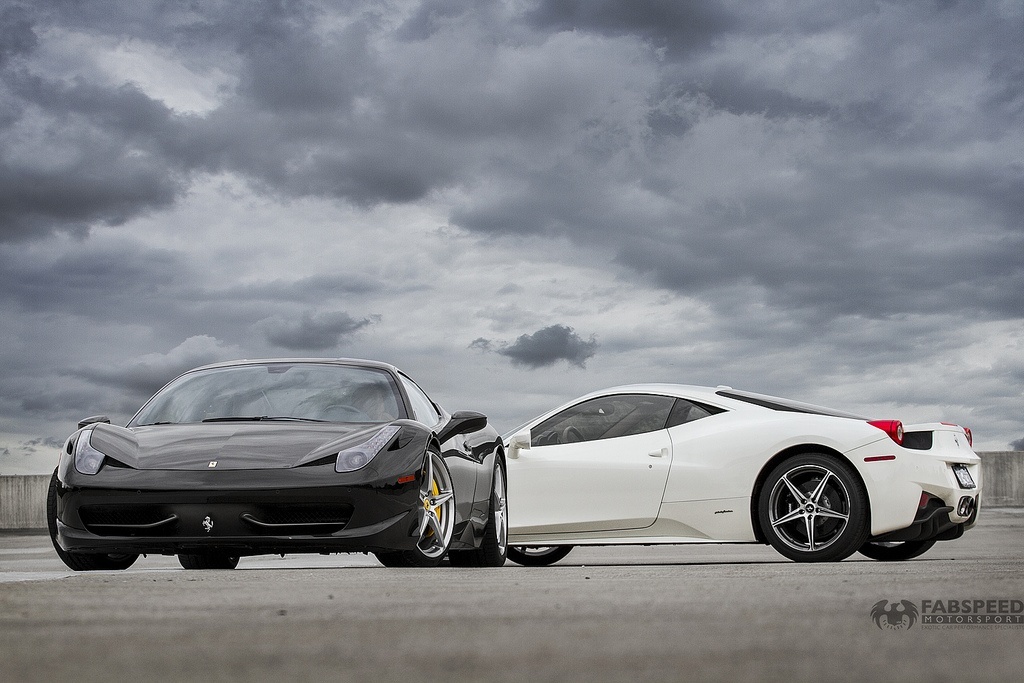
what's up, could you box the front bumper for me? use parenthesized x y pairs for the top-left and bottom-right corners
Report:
(55, 466), (423, 557)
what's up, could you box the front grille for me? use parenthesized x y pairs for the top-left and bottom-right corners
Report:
(240, 503), (353, 535)
(75, 498), (354, 538)
(250, 503), (353, 526)
(79, 505), (178, 537)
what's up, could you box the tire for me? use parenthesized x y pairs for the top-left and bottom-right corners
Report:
(858, 539), (936, 561)
(758, 453), (869, 563)
(506, 545), (574, 566)
(449, 460), (508, 567)
(178, 553), (240, 570)
(375, 449), (456, 568)
(47, 469), (139, 572)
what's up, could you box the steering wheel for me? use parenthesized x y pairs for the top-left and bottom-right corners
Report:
(561, 426), (584, 443)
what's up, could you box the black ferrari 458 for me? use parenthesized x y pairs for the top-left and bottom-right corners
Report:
(48, 358), (507, 570)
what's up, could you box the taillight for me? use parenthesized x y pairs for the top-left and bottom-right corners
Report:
(868, 419), (904, 446)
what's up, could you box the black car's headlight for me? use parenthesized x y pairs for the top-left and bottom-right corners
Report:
(335, 425), (401, 473)
(74, 429), (106, 475)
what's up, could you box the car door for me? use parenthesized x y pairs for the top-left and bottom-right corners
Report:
(507, 394), (675, 535)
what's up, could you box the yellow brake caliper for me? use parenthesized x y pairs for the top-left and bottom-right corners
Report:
(424, 477), (441, 538)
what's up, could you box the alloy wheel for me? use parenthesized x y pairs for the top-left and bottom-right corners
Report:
(767, 463), (851, 553)
(416, 450), (455, 559)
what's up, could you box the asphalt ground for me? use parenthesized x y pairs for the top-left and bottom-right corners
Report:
(2, 510), (1023, 682)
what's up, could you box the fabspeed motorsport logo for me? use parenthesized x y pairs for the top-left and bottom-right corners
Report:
(871, 599), (1024, 629)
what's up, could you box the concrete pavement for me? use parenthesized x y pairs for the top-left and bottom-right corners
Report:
(2, 509), (1023, 682)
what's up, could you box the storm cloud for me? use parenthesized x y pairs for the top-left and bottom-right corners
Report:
(261, 311), (378, 351)
(0, 0), (1022, 472)
(473, 325), (598, 369)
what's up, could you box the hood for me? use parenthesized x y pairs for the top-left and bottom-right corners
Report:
(88, 422), (383, 470)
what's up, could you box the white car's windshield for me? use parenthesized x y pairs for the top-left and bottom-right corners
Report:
(131, 363), (405, 426)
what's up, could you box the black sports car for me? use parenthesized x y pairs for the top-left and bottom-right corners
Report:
(48, 358), (508, 570)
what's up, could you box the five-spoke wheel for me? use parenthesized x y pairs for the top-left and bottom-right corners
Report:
(376, 449), (456, 567)
(758, 454), (868, 562)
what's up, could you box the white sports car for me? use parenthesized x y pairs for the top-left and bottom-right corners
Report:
(504, 385), (980, 564)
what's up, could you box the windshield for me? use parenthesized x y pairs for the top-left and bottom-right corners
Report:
(130, 363), (405, 426)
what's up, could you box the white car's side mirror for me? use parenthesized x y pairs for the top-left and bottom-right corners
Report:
(507, 429), (531, 459)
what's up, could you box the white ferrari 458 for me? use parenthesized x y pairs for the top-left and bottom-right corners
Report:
(504, 385), (980, 564)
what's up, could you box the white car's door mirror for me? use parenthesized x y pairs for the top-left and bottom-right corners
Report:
(507, 429), (531, 459)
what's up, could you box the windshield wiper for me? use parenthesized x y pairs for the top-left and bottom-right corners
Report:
(201, 416), (327, 423)
(137, 421), (176, 426)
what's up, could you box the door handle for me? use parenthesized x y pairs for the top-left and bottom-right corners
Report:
(648, 448), (667, 458)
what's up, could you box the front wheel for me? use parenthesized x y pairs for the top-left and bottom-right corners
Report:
(758, 453), (869, 563)
(376, 449), (456, 568)
(858, 539), (936, 561)
(506, 545), (574, 566)
(46, 469), (138, 571)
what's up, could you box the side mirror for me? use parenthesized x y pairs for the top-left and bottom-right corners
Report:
(436, 410), (488, 444)
(507, 429), (531, 459)
(78, 415), (111, 430)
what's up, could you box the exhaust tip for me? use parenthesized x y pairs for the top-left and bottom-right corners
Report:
(957, 496), (976, 517)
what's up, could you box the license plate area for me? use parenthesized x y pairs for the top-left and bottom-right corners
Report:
(951, 464), (976, 489)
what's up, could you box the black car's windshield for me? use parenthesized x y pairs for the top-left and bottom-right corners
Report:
(131, 363), (405, 426)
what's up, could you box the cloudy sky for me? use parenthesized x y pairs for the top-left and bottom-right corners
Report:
(1, 0), (1022, 474)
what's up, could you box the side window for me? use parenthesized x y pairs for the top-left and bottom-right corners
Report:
(399, 375), (441, 427)
(531, 394), (675, 446)
(666, 399), (724, 428)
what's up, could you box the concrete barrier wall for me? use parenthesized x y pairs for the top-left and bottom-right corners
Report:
(2, 452), (1023, 529)
(0, 474), (49, 530)
(980, 451), (1024, 507)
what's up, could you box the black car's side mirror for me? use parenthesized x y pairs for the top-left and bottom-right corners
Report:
(78, 415), (111, 429)
(436, 410), (488, 443)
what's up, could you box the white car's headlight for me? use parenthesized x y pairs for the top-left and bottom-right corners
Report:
(335, 426), (401, 473)
(74, 429), (106, 475)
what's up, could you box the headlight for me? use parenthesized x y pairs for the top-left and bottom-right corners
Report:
(74, 429), (106, 475)
(335, 425), (401, 473)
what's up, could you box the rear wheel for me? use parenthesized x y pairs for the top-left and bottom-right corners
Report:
(506, 545), (574, 566)
(46, 469), (138, 571)
(758, 453), (869, 563)
(375, 449), (455, 568)
(449, 461), (508, 567)
(858, 539), (936, 561)
(177, 553), (240, 570)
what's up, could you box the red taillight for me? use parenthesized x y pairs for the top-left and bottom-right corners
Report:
(868, 419), (904, 446)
